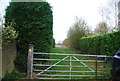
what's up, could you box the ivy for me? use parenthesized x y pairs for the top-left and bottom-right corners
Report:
(2, 26), (18, 43)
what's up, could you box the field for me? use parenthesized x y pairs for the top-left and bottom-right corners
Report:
(33, 47), (112, 79)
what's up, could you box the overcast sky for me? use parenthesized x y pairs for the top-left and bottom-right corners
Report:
(0, 0), (117, 43)
(47, 0), (110, 43)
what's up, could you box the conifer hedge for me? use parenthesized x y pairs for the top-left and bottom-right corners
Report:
(5, 2), (53, 72)
(79, 31), (120, 56)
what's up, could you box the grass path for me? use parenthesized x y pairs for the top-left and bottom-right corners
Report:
(50, 47), (77, 54)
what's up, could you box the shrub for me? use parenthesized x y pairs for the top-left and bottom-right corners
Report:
(79, 31), (120, 56)
(2, 26), (18, 43)
(3, 71), (26, 80)
(5, 2), (53, 72)
(52, 38), (55, 48)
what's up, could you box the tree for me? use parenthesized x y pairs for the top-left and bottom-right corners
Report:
(99, 0), (119, 30)
(0, 14), (2, 42)
(118, 1), (120, 30)
(67, 17), (91, 50)
(5, 2), (53, 72)
(0, 14), (1, 26)
(94, 21), (109, 35)
(62, 38), (69, 47)
(108, 0), (118, 28)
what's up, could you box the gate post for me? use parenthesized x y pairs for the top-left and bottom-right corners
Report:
(27, 44), (34, 79)
(104, 56), (107, 78)
(95, 56), (98, 79)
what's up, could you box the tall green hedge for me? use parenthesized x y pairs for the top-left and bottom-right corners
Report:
(79, 31), (120, 56)
(5, 2), (53, 72)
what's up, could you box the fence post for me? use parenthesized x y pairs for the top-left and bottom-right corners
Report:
(95, 56), (98, 79)
(104, 56), (107, 78)
(69, 56), (72, 79)
(27, 44), (34, 79)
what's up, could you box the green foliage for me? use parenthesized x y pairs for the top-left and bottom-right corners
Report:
(52, 38), (55, 48)
(67, 17), (91, 50)
(5, 2), (53, 72)
(79, 31), (120, 56)
(3, 71), (26, 80)
(2, 26), (18, 43)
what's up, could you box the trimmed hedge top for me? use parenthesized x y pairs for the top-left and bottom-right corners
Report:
(79, 31), (120, 56)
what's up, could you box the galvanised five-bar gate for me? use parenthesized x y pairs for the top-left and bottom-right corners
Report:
(27, 44), (112, 80)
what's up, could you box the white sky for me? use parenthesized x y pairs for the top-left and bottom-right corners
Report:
(0, 0), (114, 43)
(47, 0), (110, 43)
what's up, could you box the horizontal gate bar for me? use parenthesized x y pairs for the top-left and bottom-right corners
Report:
(33, 58), (104, 62)
(33, 69), (103, 73)
(37, 78), (107, 80)
(33, 52), (106, 57)
(37, 78), (102, 80)
(33, 64), (104, 68)
(36, 78), (84, 80)
(37, 74), (104, 77)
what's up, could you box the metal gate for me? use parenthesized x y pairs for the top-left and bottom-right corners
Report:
(27, 44), (112, 80)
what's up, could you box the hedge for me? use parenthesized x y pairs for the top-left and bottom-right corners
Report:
(5, 2), (53, 72)
(79, 31), (120, 56)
